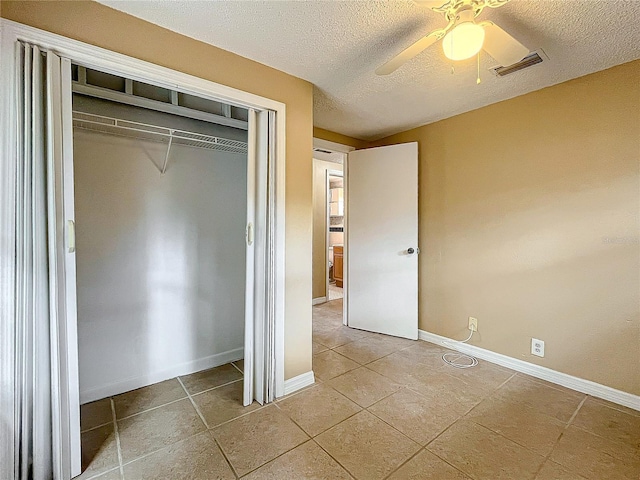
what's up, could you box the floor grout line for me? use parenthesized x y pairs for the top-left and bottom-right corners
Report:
(275, 396), (362, 439)
(112, 378), (232, 476)
(236, 437), (312, 478)
(176, 376), (210, 429)
(117, 428), (207, 470)
(115, 395), (188, 422)
(80, 466), (122, 480)
(209, 432), (240, 479)
(207, 402), (271, 430)
(310, 437), (359, 479)
(276, 374), (424, 480)
(114, 378), (244, 423)
(188, 378), (244, 398)
(565, 395), (588, 429)
(531, 393), (589, 478)
(380, 446), (425, 480)
(426, 446), (481, 480)
(274, 381), (320, 403)
(225, 406), (312, 479)
(80, 419), (114, 435)
(110, 397), (125, 479)
(230, 361), (244, 375)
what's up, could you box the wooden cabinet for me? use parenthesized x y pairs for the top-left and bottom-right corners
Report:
(333, 245), (343, 288)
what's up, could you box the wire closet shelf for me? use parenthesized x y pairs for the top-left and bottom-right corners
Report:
(72, 111), (248, 155)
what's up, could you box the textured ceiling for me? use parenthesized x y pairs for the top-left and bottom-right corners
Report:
(97, 0), (640, 141)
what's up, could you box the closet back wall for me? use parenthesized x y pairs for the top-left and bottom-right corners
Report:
(74, 128), (247, 403)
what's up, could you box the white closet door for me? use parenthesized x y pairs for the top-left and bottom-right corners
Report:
(244, 110), (257, 406)
(244, 108), (273, 406)
(47, 53), (81, 479)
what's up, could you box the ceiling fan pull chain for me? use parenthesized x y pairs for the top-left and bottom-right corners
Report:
(477, 52), (482, 84)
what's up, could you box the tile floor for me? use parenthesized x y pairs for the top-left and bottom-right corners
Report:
(77, 300), (640, 480)
(328, 283), (344, 301)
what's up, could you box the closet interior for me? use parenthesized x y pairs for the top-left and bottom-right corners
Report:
(71, 64), (250, 410)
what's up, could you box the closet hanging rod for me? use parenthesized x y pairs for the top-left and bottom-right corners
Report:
(72, 111), (248, 155)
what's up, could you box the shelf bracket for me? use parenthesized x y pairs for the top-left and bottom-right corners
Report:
(161, 132), (173, 174)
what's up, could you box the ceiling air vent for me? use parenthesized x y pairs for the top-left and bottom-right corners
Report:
(314, 148), (333, 154)
(491, 51), (544, 77)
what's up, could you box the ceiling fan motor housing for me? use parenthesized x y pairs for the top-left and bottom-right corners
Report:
(438, 0), (507, 20)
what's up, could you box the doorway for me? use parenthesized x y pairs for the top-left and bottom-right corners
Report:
(327, 171), (344, 302)
(311, 141), (353, 371)
(311, 138), (420, 341)
(71, 64), (250, 404)
(70, 64), (264, 480)
(68, 62), (260, 476)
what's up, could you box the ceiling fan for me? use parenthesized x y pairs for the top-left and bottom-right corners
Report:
(376, 0), (529, 75)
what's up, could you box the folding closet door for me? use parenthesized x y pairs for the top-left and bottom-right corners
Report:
(244, 109), (257, 406)
(52, 53), (82, 480)
(244, 108), (276, 406)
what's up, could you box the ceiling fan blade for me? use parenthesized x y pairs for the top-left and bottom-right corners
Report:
(484, 0), (511, 9)
(413, 0), (450, 9)
(376, 30), (442, 75)
(481, 22), (529, 66)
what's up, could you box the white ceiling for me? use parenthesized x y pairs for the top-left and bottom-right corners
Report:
(98, 0), (640, 141)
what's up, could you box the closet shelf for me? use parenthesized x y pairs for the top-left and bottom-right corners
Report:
(72, 111), (248, 155)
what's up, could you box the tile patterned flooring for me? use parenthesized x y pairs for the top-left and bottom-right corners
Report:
(328, 283), (344, 301)
(77, 300), (640, 479)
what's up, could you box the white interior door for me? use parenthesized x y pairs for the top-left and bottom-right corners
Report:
(346, 143), (418, 339)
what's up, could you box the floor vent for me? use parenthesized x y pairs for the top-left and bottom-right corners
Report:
(491, 51), (544, 77)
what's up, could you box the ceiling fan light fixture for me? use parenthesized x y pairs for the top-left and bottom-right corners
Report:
(442, 22), (485, 61)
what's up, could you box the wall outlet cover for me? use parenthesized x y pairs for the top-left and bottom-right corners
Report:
(531, 338), (545, 357)
(468, 317), (478, 332)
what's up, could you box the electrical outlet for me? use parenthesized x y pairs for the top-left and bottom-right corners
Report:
(531, 338), (545, 357)
(468, 317), (478, 332)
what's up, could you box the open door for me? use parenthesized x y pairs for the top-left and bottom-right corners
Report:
(346, 143), (419, 340)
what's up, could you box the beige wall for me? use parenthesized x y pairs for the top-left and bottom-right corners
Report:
(372, 60), (640, 395)
(314, 127), (368, 150)
(312, 159), (343, 299)
(2, 0), (314, 380)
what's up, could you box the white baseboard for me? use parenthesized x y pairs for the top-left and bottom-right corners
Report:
(419, 330), (640, 412)
(312, 296), (327, 305)
(283, 371), (315, 396)
(80, 347), (244, 404)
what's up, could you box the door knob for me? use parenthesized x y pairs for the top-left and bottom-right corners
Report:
(407, 248), (415, 254)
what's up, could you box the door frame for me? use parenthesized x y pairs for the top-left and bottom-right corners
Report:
(325, 168), (344, 303)
(1, 18), (286, 479)
(312, 137), (353, 324)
